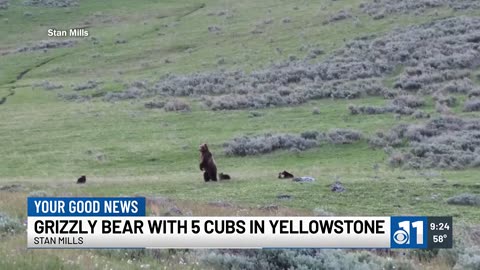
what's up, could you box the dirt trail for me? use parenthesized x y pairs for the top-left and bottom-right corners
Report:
(0, 52), (71, 106)
(0, 3), (205, 106)
(11, 53), (67, 84)
(177, 3), (205, 20)
(0, 89), (14, 105)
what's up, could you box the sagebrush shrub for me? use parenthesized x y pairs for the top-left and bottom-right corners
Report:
(360, 0), (446, 17)
(35, 81), (63, 90)
(324, 10), (352, 24)
(464, 98), (480, 112)
(248, 111), (264, 118)
(201, 249), (414, 270)
(208, 25), (222, 33)
(223, 133), (318, 156)
(436, 102), (452, 114)
(433, 92), (457, 107)
(0, 212), (23, 236)
(347, 104), (415, 116)
(224, 128), (362, 156)
(375, 117), (480, 169)
(101, 16), (480, 114)
(412, 110), (430, 119)
(164, 99), (191, 112)
(23, 0), (78, 7)
(144, 100), (165, 109)
(327, 129), (363, 144)
(0, 0), (8, 9)
(454, 246), (480, 269)
(388, 152), (406, 167)
(102, 87), (144, 102)
(72, 80), (99, 91)
(392, 95), (425, 108)
(468, 89), (480, 98)
(16, 40), (77, 53)
(300, 131), (322, 140)
(447, 193), (480, 206)
(28, 190), (49, 197)
(57, 93), (90, 102)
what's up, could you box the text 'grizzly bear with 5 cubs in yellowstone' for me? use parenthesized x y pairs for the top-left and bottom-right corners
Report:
(199, 143), (217, 182)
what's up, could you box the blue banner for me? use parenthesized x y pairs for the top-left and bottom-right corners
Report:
(390, 216), (428, 249)
(28, 197), (146, 216)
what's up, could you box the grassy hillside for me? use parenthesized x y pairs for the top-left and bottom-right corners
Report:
(1, 0), (480, 269)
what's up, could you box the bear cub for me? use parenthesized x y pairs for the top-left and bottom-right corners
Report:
(278, 170), (294, 179)
(77, 175), (86, 184)
(219, 173), (231, 180)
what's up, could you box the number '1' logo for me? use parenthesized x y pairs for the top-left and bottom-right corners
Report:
(393, 221), (423, 245)
(390, 217), (427, 249)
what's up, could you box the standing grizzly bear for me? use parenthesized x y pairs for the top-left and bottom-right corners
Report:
(199, 143), (217, 182)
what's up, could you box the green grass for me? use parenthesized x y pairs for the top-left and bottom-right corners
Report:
(1, 0), (480, 269)
(0, 96), (419, 177)
(1, 94), (478, 224)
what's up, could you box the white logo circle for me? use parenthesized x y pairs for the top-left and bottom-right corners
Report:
(393, 229), (409, 245)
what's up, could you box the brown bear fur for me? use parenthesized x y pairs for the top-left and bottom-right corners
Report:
(77, 175), (86, 184)
(199, 143), (217, 182)
(278, 170), (294, 179)
(219, 172), (231, 180)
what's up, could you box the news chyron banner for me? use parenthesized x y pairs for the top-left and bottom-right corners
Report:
(28, 197), (453, 249)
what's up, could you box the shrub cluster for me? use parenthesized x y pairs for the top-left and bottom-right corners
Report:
(57, 92), (90, 102)
(16, 40), (77, 53)
(163, 99), (191, 112)
(433, 92), (457, 107)
(360, 0), (480, 18)
(207, 10), (230, 17)
(446, 193), (480, 206)
(412, 110), (430, 119)
(454, 246), (480, 269)
(201, 249), (414, 270)
(23, 0), (79, 7)
(103, 17), (480, 111)
(305, 48), (324, 60)
(348, 104), (413, 115)
(323, 10), (352, 25)
(348, 95), (424, 116)
(468, 89), (480, 98)
(144, 100), (165, 109)
(223, 133), (318, 156)
(206, 92), (307, 110)
(248, 111), (264, 118)
(0, 212), (24, 237)
(392, 95), (425, 108)
(372, 117), (480, 169)
(368, 124), (408, 148)
(102, 87), (144, 102)
(441, 78), (477, 94)
(34, 81), (63, 90)
(464, 98), (480, 112)
(28, 190), (49, 197)
(435, 102), (451, 114)
(72, 80), (100, 91)
(0, 0), (8, 9)
(224, 129), (362, 156)
(208, 25), (222, 33)
(327, 129), (363, 144)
